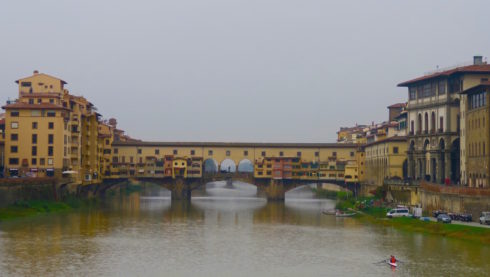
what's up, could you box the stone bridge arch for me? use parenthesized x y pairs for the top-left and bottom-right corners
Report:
(237, 159), (254, 173)
(203, 158), (219, 173)
(220, 159), (237, 173)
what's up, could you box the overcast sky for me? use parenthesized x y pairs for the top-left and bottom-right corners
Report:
(1, 0), (489, 142)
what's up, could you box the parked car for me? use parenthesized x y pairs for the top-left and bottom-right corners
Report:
(437, 214), (452, 223)
(480, 212), (490, 225)
(386, 208), (411, 218)
(433, 210), (446, 218)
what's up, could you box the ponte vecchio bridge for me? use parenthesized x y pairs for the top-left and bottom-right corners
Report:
(105, 141), (362, 201)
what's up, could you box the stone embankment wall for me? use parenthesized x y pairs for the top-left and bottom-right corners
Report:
(418, 182), (490, 219)
(0, 178), (81, 207)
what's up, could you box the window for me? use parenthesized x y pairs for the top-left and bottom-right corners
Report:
(49, 99), (54, 104)
(48, 158), (53, 165)
(32, 134), (37, 144)
(9, 158), (19, 165)
(48, 134), (54, 144)
(10, 146), (18, 153)
(11, 122), (18, 129)
(333, 152), (337, 156)
(10, 134), (18, 141)
(297, 151), (301, 157)
(280, 151), (284, 157)
(48, 146), (54, 156)
(48, 122), (54, 129)
(315, 151), (319, 157)
(21, 82), (31, 87)
(438, 80), (446, 94)
(244, 150), (248, 156)
(350, 151), (355, 157)
(32, 122), (38, 129)
(37, 98), (42, 103)
(47, 111), (56, 117)
(130, 156), (134, 163)
(191, 150), (195, 155)
(10, 111), (19, 117)
(208, 150), (213, 156)
(137, 149), (142, 154)
(226, 150), (231, 156)
(393, 147), (399, 154)
(32, 146), (37, 156)
(40, 158), (45, 165)
(31, 158), (37, 165)
(409, 87), (416, 100)
(153, 149), (159, 155)
(173, 149), (178, 155)
(439, 117), (444, 132)
(261, 151), (266, 157)
(28, 99), (34, 104)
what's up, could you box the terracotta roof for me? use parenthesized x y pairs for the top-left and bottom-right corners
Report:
(15, 73), (67, 84)
(398, 64), (490, 87)
(112, 141), (359, 148)
(2, 103), (69, 110)
(459, 81), (490, 94)
(387, 103), (406, 108)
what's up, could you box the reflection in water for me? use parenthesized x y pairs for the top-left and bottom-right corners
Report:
(0, 183), (489, 276)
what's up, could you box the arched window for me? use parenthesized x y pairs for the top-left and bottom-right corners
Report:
(431, 112), (436, 133)
(439, 116), (444, 132)
(418, 114), (422, 134)
(424, 113), (429, 133)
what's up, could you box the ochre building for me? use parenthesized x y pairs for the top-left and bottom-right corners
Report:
(364, 136), (407, 186)
(460, 82), (490, 187)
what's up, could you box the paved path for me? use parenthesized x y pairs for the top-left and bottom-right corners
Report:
(426, 217), (490, 228)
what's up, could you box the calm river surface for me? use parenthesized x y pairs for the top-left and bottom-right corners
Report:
(0, 182), (489, 276)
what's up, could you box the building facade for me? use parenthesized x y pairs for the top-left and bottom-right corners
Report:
(460, 82), (490, 188)
(399, 56), (490, 184)
(1, 71), (126, 185)
(364, 136), (407, 186)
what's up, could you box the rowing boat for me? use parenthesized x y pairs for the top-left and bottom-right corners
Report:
(335, 211), (356, 217)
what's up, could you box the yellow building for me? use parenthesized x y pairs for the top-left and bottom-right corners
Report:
(364, 136), (407, 186)
(1, 71), (108, 184)
(460, 82), (490, 188)
(109, 142), (361, 183)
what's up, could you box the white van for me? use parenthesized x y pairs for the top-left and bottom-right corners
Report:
(386, 208), (411, 218)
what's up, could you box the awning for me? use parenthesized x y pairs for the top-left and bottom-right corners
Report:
(30, 168), (38, 172)
(9, 168), (18, 171)
(46, 168), (54, 172)
(62, 170), (78, 174)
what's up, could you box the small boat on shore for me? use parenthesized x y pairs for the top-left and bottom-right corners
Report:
(335, 211), (356, 217)
(322, 209), (337, 215)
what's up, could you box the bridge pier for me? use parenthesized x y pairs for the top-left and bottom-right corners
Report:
(261, 179), (289, 201)
(169, 177), (192, 201)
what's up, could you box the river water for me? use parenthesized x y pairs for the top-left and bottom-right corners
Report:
(0, 182), (489, 276)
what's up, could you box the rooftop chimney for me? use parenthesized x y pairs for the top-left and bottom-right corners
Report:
(33, 70), (39, 75)
(474, 56), (483, 65)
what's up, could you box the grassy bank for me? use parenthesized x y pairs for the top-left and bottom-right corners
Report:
(0, 198), (93, 221)
(312, 188), (352, 200)
(351, 203), (490, 245)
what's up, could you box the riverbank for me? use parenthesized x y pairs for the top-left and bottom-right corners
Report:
(0, 198), (99, 221)
(352, 205), (490, 245)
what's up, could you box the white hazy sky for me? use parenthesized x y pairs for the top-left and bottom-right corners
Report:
(1, 0), (489, 142)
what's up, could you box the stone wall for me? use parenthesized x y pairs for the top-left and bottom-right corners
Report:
(419, 189), (490, 220)
(0, 177), (73, 207)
